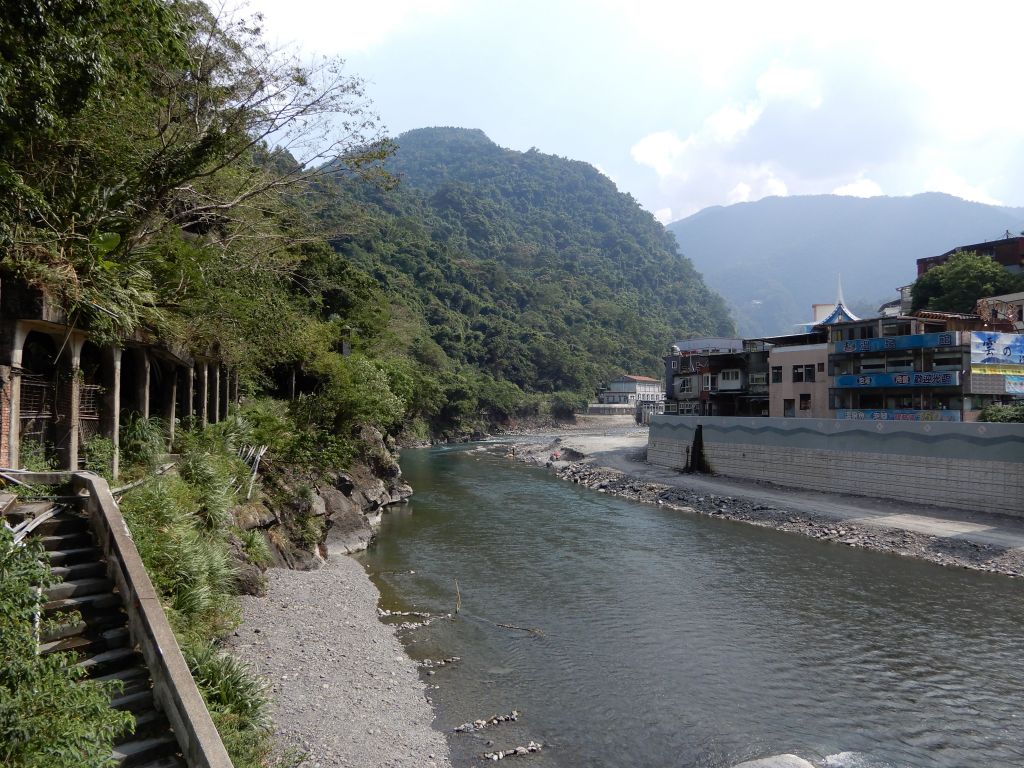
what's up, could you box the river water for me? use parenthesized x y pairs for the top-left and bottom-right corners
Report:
(358, 444), (1024, 768)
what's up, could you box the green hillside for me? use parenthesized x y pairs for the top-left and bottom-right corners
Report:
(322, 127), (733, 394)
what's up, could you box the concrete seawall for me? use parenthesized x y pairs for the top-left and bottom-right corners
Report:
(648, 416), (1024, 516)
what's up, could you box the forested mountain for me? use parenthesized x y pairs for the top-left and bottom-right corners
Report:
(668, 193), (1024, 337)
(321, 127), (733, 395)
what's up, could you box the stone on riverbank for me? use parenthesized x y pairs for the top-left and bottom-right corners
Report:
(733, 755), (816, 768)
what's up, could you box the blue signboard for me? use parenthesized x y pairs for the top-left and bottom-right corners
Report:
(833, 332), (959, 354)
(836, 409), (961, 422)
(834, 371), (960, 388)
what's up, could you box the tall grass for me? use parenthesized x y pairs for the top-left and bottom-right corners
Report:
(119, 419), (279, 767)
(119, 477), (238, 643)
(119, 415), (166, 471)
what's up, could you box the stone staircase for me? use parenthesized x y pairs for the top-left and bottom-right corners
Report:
(6, 497), (186, 768)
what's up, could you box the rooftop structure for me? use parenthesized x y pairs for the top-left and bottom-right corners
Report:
(917, 234), (1024, 277)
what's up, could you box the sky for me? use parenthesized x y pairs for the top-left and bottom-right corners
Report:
(243, 0), (1024, 223)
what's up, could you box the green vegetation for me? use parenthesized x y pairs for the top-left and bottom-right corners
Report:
(0, 528), (134, 767)
(184, 644), (272, 767)
(911, 250), (1024, 313)
(317, 127), (733, 402)
(117, 418), (277, 766)
(979, 403), (1024, 423)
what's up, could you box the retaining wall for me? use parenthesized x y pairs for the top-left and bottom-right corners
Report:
(648, 415), (1024, 516)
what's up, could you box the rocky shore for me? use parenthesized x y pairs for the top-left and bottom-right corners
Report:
(514, 435), (1024, 579)
(226, 425), (450, 768)
(227, 557), (452, 768)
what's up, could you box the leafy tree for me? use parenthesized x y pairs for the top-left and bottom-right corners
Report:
(911, 251), (1023, 312)
(2, 0), (389, 344)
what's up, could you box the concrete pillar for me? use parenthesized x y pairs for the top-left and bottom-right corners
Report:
(61, 335), (85, 470)
(165, 367), (177, 447)
(223, 367), (232, 417)
(7, 322), (27, 468)
(221, 365), (229, 420)
(212, 363), (220, 425)
(185, 365), (195, 427)
(138, 350), (151, 420)
(199, 363), (209, 428)
(110, 348), (122, 480)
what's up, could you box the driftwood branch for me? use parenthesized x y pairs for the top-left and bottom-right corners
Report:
(111, 462), (175, 496)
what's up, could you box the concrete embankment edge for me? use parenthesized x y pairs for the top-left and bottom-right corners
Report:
(649, 415), (1024, 517)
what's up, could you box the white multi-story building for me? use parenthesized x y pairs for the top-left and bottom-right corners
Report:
(598, 375), (665, 404)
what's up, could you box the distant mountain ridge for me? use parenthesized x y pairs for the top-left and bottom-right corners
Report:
(667, 193), (1024, 337)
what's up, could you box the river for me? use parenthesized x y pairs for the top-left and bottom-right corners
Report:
(357, 443), (1024, 768)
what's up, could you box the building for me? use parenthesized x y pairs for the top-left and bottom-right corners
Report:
(664, 335), (833, 418)
(663, 338), (768, 416)
(917, 234), (1024, 277)
(767, 333), (831, 418)
(1, 278), (234, 475)
(827, 312), (1024, 421)
(597, 375), (665, 405)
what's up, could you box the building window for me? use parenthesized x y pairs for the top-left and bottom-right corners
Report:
(671, 359), (678, 370)
(771, 366), (782, 384)
(702, 374), (718, 390)
(817, 362), (825, 373)
(800, 393), (811, 411)
(721, 370), (740, 382)
(804, 364), (816, 382)
(784, 398), (795, 417)
(792, 365), (804, 383)
(679, 378), (693, 394)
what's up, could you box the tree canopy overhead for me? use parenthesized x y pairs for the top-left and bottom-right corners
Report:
(1, 0), (388, 346)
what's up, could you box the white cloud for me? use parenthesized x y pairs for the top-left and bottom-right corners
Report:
(729, 168), (787, 204)
(243, 0), (461, 54)
(705, 103), (763, 143)
(924, 169), (1003, 207)
(630, 131), (692, 178)
(653, 207), (673, 224)
(592, 163), (617, 184)
(756, 66), (822, 108)
(833, 177), (883, 197)
(728, 182), (752, 204)
(630, 63), (820, 213)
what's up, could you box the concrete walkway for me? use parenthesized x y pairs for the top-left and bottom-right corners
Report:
(556, 430), (1024, 554)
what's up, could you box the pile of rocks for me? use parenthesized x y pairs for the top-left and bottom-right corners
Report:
(483, 741), (543, 761)
(453, 711), (519, 733)
(552, 459), (1024, 578)
(419, 656), (460, 669)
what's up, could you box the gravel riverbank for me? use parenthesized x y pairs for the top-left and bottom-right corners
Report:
(226, 556), (453, 768)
